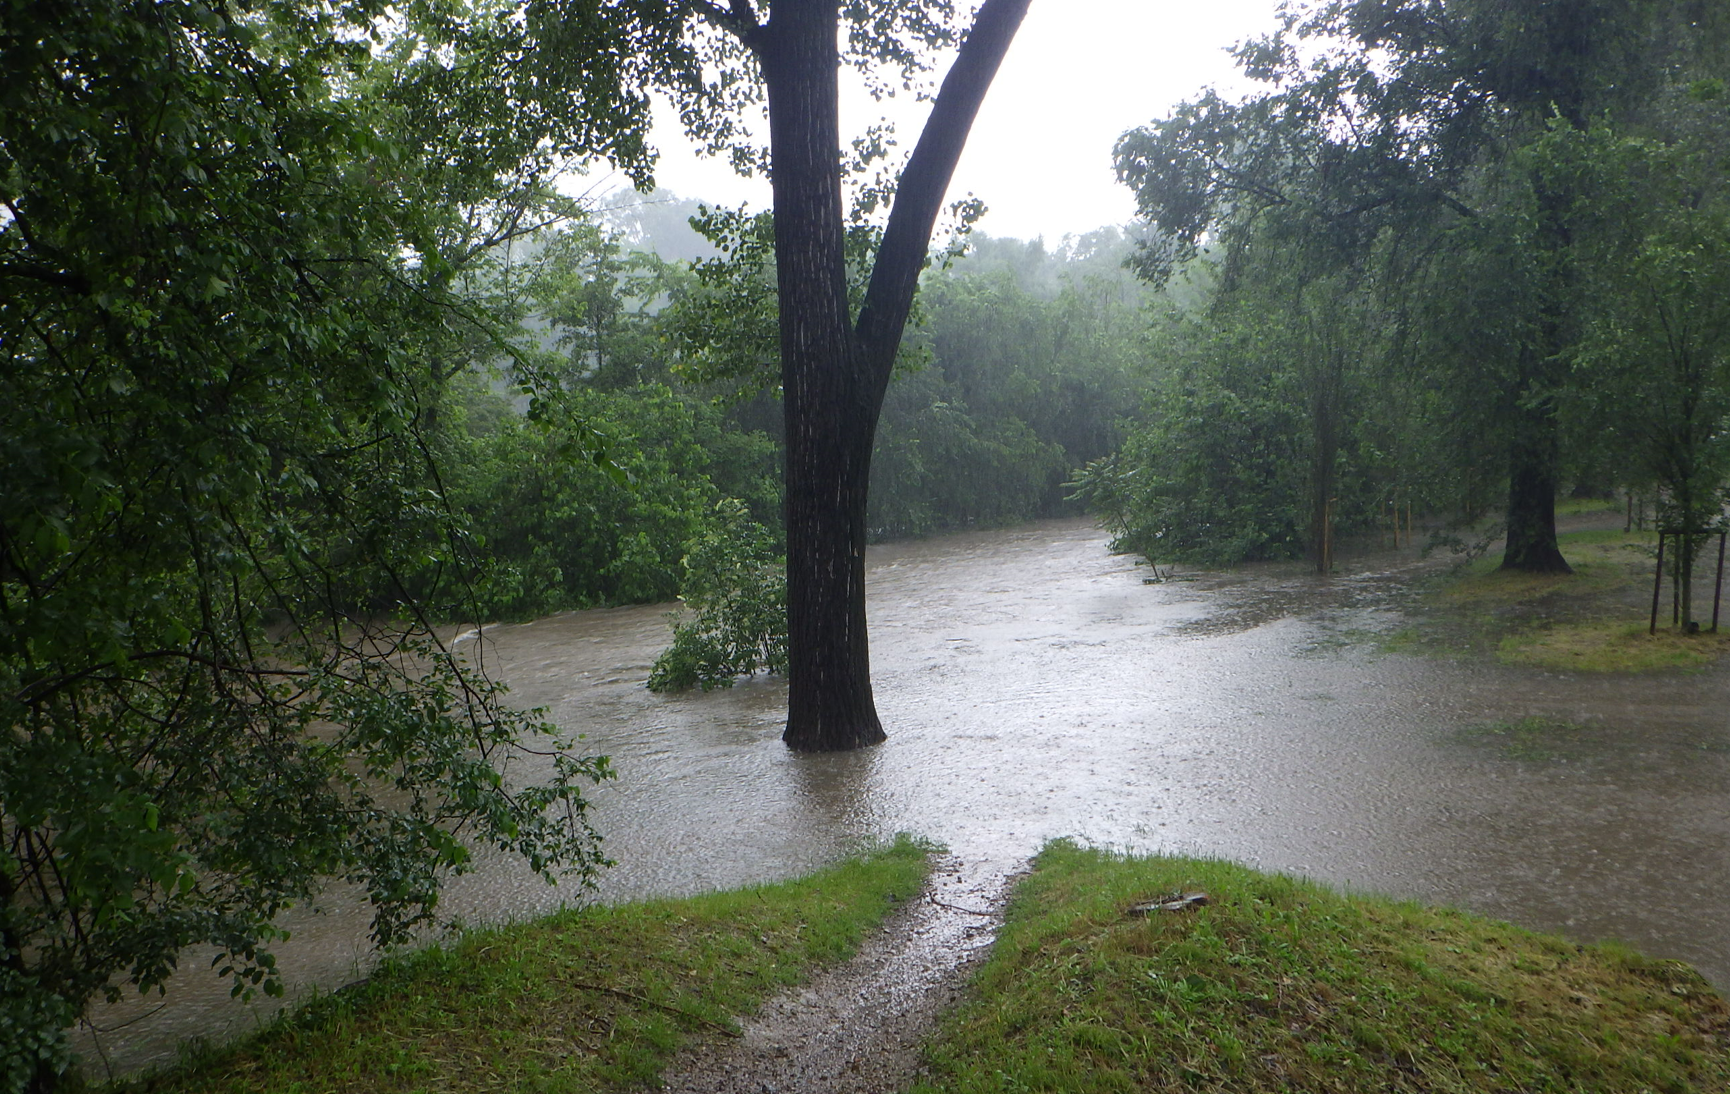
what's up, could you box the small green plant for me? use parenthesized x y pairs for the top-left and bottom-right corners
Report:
(647, 499), (789, 692)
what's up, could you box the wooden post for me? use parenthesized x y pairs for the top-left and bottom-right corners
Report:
(1321, 497), (1333, 574)
(1673, 533), (1682, 626)
(1651, 532), (1666, 636)
(1714, 531), (1726, 634)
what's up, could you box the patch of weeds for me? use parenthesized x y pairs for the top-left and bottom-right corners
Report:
(1450, 716), (1596, 761)
(1449, 717), (1730, 765)
(1443, 559), (1624, 608)
(1381, 626), (1422, 652)
(112, 837), (932, 1094)
(914, 841), (1730, 1094)
(1499, 622), (1730, 672)
(1299, 627), (1384, 656)
(1555, 497), (1624, 518)
(1376, 613), (1507, 662)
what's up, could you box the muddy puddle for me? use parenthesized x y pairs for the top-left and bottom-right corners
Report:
(82, 519), (1730, 1076)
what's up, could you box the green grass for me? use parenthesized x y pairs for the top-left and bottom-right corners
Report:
(1450, 716), (1597, 761)
(1440, 529), (1654, 605)
(1559, 527), (1661, 548)
(1555, 497), (1625, 518)
(1387, 528), (1730, 671)
(1440, 556), (1626, 609)
(110, 837), (931, 1094)
(914, 841), (1730, 1094)
(1499, 620), (1730, 672)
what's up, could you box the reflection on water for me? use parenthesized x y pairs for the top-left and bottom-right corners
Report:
(83, 519), (1730, 1075)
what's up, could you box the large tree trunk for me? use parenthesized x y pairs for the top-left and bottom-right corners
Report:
(762, 3), (885, 750)
(1308, 343), (1343, 574)
(1500, 391), (1572, 574)
(1500, 168), (1574, 576)
(780, 369), (886, 749)
(755, 0), (1029, 751)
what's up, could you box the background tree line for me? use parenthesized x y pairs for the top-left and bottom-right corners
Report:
(435, 205), (1155, 621)
(1080, 0), (1730, 583)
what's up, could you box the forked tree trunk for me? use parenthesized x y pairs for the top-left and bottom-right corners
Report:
(750, 0), (1030, 751)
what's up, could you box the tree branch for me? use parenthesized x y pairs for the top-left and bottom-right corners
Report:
(853, 0), (1030, 383)
(0, 263), (92, 293)
(15, 650), (311, 708)
(691, 0), (764, 50)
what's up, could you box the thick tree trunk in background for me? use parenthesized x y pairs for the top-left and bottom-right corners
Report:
(756, 0), (1030, 751)
(1499, 168), (1575, 576)
(1500, 392), (1572, 574)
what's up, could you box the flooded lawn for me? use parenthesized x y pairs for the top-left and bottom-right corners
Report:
(83, 519), (1730, 1076)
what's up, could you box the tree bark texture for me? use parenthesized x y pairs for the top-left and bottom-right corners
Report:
(1500, 391), (1573, 574)
(757, 0), (1029, 751)
(1499, 164), (1575, 576)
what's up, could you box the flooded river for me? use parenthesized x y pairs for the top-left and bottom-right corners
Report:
(84, 519), (1730, 1076)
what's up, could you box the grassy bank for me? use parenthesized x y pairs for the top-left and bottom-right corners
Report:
(915, 842), (1730, 1094)
(108, 837), (930, 1094)
(1390, 526), (1730, 672)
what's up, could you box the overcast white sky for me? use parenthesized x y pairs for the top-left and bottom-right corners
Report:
(608, 0), (1284, 244)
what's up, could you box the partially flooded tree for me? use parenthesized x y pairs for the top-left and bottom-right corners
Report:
(525, 1), (1031, 750)
(713, 1), (1030, 750)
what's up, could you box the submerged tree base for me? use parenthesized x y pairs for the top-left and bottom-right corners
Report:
(783, 716), (888, 752)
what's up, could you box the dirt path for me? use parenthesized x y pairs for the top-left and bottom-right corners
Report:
(658, 855), (1015, 1094)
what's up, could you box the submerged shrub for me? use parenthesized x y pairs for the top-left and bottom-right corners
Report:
(648, 500), (788, 692)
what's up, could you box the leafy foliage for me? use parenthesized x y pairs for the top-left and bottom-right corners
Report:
(647, 501), (788, 693)
(0, 1), (630, 1086)
(1097, 0), (1730, 570)
(449, 382), (780, 620)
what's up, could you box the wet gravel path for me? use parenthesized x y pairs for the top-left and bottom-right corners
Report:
(659, 854), (1014, 1094)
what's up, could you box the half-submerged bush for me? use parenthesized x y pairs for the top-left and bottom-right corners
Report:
(648, 500), (788, 692)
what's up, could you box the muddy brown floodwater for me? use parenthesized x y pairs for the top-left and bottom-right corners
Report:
(82, 518), (1730, 1078)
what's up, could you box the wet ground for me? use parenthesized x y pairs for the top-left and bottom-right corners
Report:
(659, 855), (1009, 1094)
(82, 518), (1730, 1077)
